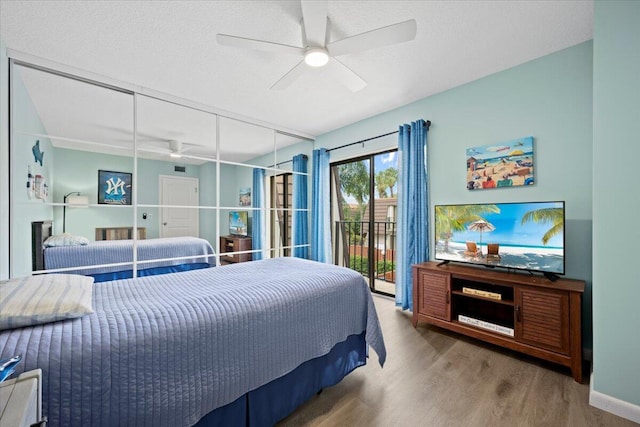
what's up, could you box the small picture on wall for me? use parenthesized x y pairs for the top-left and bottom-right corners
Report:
(98, 170), (132, 205)
(466, 137), (534, 190)
(239, 187), (251, 206)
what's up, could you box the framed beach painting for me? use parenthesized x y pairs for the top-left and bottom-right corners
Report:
(98, 170), (132, 205)
(466, 137), (534, 190)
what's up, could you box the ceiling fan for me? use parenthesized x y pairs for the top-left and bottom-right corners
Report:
(166, 140), (185, 158)
(99, 126), (201, 158)
(216, 0), (417, 92)
(137, 137), (210, 159)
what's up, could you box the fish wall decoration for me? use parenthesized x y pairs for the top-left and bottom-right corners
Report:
(32, 140), (44, 166)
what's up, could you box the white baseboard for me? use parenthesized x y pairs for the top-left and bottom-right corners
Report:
(589, 372), (640, 424)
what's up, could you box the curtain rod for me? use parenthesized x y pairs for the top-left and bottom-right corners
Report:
(326, 120), (431, 153)
(268, 154), (308, 168)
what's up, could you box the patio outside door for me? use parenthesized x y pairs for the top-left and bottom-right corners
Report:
(331, 150), (398, 296)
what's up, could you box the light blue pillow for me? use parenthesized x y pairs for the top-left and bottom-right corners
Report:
(0, 274), (94, 330)
(44, 233), (90, 247)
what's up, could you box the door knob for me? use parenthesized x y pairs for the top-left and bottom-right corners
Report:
(163, 222), (167, 226)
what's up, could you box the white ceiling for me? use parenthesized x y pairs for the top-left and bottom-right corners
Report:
(1, 0), (594, 143)
(13, 63), (297, 164)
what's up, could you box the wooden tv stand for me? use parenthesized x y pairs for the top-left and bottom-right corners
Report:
(412, 262), (585, 382)
(219, 235), (252, 264)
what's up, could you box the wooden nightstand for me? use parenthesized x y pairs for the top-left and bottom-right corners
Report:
(0, 369), (46, 427)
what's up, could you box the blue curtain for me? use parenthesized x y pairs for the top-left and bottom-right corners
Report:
(252, 168), (266, 260)
(396, 120), (429, 311)
(292, 154), (309, 258)
(311, 148), (331, 263)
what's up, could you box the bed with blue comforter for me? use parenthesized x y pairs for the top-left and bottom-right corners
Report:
(0, 257), (386, 426)
(43, 236), (215, 281)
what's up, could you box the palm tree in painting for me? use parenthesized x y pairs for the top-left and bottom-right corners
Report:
(435, 204), (500, 252)
(521, 207), (564, 245)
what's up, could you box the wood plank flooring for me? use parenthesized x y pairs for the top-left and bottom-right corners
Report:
(279, 294), (638, 427)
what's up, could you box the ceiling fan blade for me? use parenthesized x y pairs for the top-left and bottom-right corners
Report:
(271, 60), (308, 90)
(300, 0), (328, 47)
(327, 19), (417, 57)
(217, 34), (305, 56)
(326, 59), (367, 92)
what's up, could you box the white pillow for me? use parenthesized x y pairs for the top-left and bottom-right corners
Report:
(0, 274), (94, 330)
(44, 233), (90, 247)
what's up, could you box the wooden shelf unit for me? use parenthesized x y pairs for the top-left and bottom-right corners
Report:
(220, 235), (252, 263)
(412, 261), (585, 382)
(95, 226), (146, 241)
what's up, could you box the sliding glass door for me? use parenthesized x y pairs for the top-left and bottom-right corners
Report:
(271, 173), (293, 256)
(331, 150), (398, 296)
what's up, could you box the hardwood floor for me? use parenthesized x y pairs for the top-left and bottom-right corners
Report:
(279, 294), (638, 427)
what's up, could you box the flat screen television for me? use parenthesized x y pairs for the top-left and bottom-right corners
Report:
(434, 201), (565, 278)
(229, 211), (249, 237)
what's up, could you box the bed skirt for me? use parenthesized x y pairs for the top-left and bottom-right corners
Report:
(195, 331), (367, 427)
(90, 262), (212, 282)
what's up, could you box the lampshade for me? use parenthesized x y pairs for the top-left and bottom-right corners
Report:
(67, 194), (89, 207)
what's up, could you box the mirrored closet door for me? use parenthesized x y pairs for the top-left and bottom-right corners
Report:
(9, 59), (312, 279)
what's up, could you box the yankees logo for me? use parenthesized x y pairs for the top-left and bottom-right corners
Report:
(106, 177), (127, 196)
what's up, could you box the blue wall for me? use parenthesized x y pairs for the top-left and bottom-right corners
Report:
(315, 42), (594, 349)
(52, 148), (215, 242)
(10, 67), (56, 277)
(592, 0), (640, 410)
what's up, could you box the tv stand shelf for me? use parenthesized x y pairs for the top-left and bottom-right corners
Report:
(412, 262), (585, 382)
(450, 290), (514, 306)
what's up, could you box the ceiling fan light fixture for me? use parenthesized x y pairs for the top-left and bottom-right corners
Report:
(169, 153), (182, 158)
(304, 48), (329, 67)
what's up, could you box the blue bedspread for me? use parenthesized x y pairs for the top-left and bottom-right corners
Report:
(0, 257), (386, 427)
(43, 236), (215, 275)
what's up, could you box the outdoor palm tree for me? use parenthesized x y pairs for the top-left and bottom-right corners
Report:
(521, 207), (564, 245)
(375, 172), (388, 198)
(338, 161), (370, 219)
(374, 167), (398, 198)
(382, 167), (398, 197)
(338, 161), (370, 245)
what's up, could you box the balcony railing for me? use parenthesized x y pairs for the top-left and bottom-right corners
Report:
(334, 220), (396, 283)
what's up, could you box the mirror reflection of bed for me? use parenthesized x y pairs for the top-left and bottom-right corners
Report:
(32, 220), (215, 282)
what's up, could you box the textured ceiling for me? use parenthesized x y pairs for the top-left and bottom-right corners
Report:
(0, 0), (594, 139)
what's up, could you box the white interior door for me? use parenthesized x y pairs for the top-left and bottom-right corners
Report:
(159, 175), (199, 238)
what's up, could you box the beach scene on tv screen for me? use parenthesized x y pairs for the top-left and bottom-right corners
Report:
(435, 202), (564, 274)
(230, 211), (248, 235)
